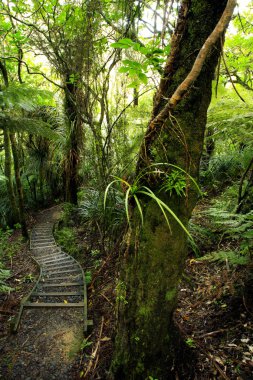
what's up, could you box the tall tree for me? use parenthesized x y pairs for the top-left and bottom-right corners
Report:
(112, 1), (236, 379)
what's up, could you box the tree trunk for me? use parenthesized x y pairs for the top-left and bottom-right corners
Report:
(112, 1), (231, 379)
(237, 157), (253, 213)
(64, 81), (83, 204)
(3, 127), (19, 226)
(10, 133), (28, 239)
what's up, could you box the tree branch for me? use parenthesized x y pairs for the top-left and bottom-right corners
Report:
(0, 60), (9, 87)
(150, 0), (237, 129)
(0, 56), (64, 89)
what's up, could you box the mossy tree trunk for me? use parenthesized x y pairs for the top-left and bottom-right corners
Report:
(3, 127), (19, 226)
(237, 156), (253, 213)
(10, 133), (28, 239)
(112, 1), (232, 379)
(64, 80), (83, 205)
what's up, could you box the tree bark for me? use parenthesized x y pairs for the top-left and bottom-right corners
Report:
(112, 1), (234, 379)
(64, 81), (83, 204)
(237, 156), (253, 213)
(3, 127), (19, 226)
(10, 133), (28, 239)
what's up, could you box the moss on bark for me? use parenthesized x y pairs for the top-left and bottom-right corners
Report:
(112, 0), (228, 379)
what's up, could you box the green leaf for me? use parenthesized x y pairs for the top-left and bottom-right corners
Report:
(118, 67), (129, 74)
(111, 38), (134, 49)
(133, 194), (144, 225)
(138, 72), (148, 85)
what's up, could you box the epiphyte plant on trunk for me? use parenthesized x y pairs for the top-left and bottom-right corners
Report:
(104, 163), (202, 240)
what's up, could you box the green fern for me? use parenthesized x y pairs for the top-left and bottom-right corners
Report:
(198, 250), (249, 266)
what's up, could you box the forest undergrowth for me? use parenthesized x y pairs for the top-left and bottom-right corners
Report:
(52, 182), (253, 379)
(0, 186), (252, 379)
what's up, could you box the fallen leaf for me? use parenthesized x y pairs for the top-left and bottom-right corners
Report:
(100, 337), (111, 342)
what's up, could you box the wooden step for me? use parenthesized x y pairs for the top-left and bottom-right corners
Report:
(44, 264), (79, 272)
(45, 268), (81, 275)
(37, 256), (64, 262)
(32, 239), (55, 243)
(35, 253), (63, 260)
(24, 302), (85, 308)
(31, 245), (57, 250)
(32, 291), (84, 296)
(39, 257), (72, 265)
(43, 260), (74, 268)
(38, 253), (71, 264)
(40, 276), (82, 283)
(40, 282), (83, 287)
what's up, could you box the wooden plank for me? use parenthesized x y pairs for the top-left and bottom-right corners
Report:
(40, 282), (83, 287)
(39, 256), (69, 263)
(31, 245), (57, 250)
(40, 275), (82, 281)
(44, 264), (79, 271)
(24, 302), (84, 308)
(35, 253), (64, 260)
(32, 291), (84, 296)
(43, 260), (74, 268)
(45, 268), (81, 275)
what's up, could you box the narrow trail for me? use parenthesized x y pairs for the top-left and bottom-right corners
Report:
(0, 206), (86, 380)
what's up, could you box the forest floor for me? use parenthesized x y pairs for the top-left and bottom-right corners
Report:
(0, 206), (83, 380)
(77, 201), (253, 380)
(0, 204), (252, 379)
(78, 249), (253, 380)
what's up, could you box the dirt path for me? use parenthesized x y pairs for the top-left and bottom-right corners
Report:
(0, 206), (84, 380)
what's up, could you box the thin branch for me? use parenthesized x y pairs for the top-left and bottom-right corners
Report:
(0, 60), (9, 87)
(103, 86), (156, 151)
(0, 56), (63, 89)
(221, 42), (245, 102)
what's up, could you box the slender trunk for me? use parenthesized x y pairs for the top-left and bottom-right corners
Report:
(64, 82), (83, 204)
(10, 133), (28, 239)
(39, 165), (44, 204)
(3, 127), (19, 226)
(112, 1), (232, 379)
(237, 157), (253, 213)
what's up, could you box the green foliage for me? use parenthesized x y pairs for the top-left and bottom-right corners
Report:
(78, 187), (125, 236)
(0, 265), (12, 292)
(185, 338), (196, 348)
(0, 84), (52, 112)
(0, 227), (22, 260)
(160, 170), (186, 197)
(188, 221), (215, 256)
(111, 38), (169, 87)
(198, 250), (249, 266)
(193, 184), (253, 266)
(115, 281), (128, 305)
(0, 227), (22, 292)
(105, 164), (201, 240)
(54, 226), (79, 257)
(80, 338), (93, 350)
(85, 271), (92, 285)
